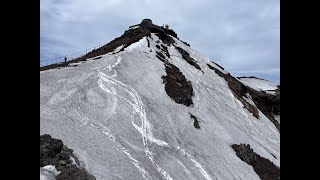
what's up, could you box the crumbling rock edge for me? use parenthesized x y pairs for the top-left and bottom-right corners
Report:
(154, 40), (194, 107)
(207, 63), (280, 132)
(40, 134), (96, 180)
(174, 46), (202, 72)
(231, 144), (280, 180)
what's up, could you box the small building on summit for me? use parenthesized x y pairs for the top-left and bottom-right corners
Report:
(128, 19), (154, 30)
(140, 19), (153, 28)
(128, 24), (140, 29)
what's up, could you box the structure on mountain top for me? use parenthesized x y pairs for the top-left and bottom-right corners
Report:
(140, 19), (153, 28)
(128, 24), (140, 29)
(129, 18), (154, 30)
(127, 19), (178, 38)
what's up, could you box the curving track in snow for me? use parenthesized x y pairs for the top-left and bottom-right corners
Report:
(97, 56), (172, 180)
(96, 55), (213, 180)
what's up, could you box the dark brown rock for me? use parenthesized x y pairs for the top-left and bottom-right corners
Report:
(175, 46), (202, 71)
(190, 113), (200, 129)
(232, 144), (280, 180)
(161, 63), (194, 106)
(207, 63), (260, 119)
(40, 134), (96, 179)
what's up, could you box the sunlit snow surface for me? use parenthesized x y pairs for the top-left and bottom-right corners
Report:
(40, 34), (280, 180)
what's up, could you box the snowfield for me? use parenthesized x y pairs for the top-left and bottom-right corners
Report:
(40, 34), (279, 180)
(238, 77), (279, 95)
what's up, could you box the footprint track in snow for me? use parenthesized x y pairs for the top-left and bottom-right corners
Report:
(97, 56), (172, 180)
(97, 55), (214, 180)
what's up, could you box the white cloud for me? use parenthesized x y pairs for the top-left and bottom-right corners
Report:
(40, 0), (279, 81)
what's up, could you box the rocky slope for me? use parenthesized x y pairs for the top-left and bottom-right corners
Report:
(40, 134), (96, 180)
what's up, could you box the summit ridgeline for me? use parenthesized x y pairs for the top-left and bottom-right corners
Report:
(40, 19), (189, 71)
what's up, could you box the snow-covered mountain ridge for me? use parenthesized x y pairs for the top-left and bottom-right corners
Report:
(238, 76), (279, 95)
(40, 19), (280, 180)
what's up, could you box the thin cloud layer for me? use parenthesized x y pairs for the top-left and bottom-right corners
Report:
(40, 0), (279, 82)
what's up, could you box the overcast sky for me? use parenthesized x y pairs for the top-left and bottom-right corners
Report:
(40, 0), (280, 82)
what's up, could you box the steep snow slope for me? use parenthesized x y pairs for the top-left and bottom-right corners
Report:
(238, 77), (279, 95)
(40, 33), (279, 180)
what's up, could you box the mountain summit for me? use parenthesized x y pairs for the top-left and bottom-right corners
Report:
(40, 19), (280, 180)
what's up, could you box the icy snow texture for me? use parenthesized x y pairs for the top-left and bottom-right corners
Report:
(40, 34), (280, 180)
(40, 165), (60, 180)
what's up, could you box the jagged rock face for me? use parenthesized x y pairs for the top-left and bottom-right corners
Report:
(248, 88), (280, 116)
(247, 88), (280, 131)
(232, 144), (257, 164)
(175, 46), (202, 71)
(40, 134), (67, 168)
(237, 76), (280, 119)
(207, 64), (247, 97)
(151, 27), (176, 45)
(207, 63), (280, 132)
(41, 20), (279, 180)
(232, 144), (280, 180)
(40, 134), (96, 180)
(162, 62), (194, 106)
(154, 38), (195, 107)
(207, 63), (260, 119)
